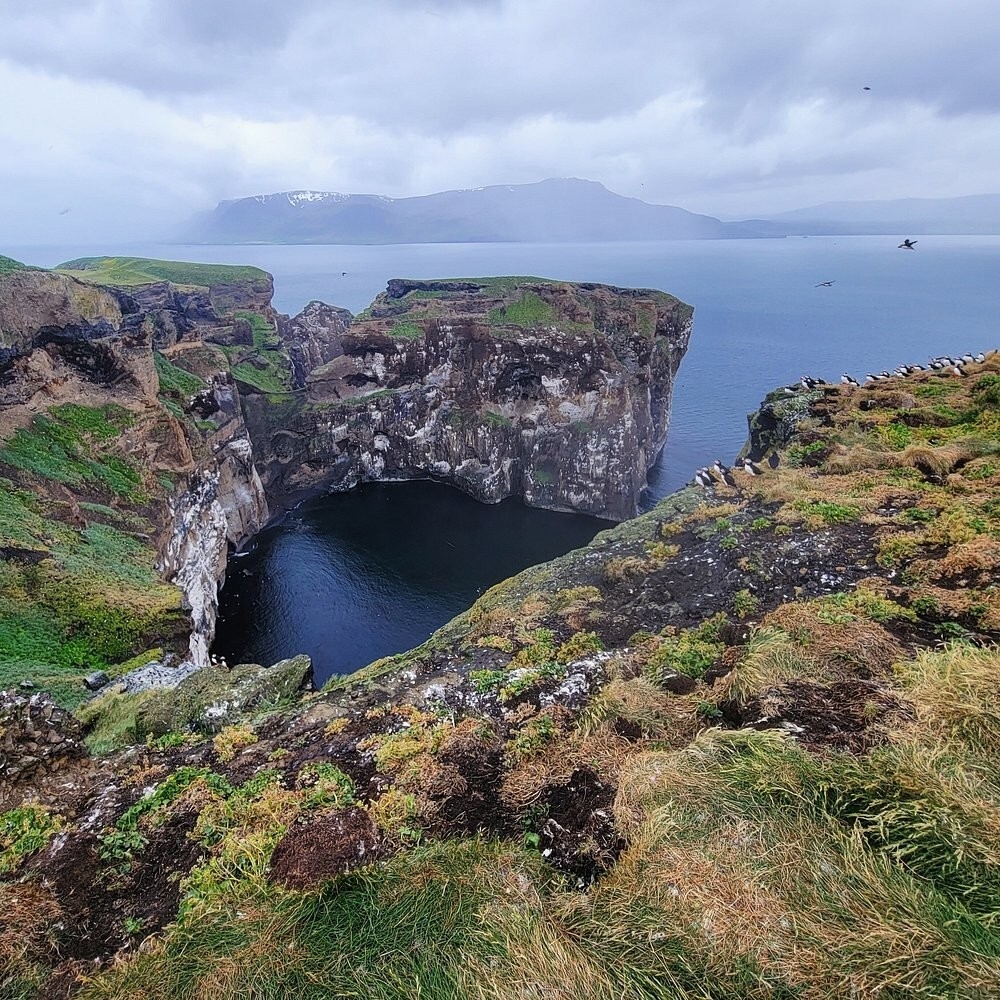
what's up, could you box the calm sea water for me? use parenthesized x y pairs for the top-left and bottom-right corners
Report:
(12, 237), (1000, 678)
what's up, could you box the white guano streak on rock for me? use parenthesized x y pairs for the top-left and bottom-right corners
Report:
(158, 434), (268, 668)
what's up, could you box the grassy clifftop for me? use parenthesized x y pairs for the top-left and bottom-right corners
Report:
(56, 256), (269, 289)
(6, 354), (1000, 998)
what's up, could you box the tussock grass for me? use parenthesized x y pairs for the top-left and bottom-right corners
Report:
(607, 727), (1000, 997)
(576, 676), (696, 738)
(79, 839), (550, 1000)
(899, 442), (978, 478)
(896, 643), (1000, 756)
(0, 881), (62, 998)
(715, 626), (808, 701)
(763, 600), (905, 679)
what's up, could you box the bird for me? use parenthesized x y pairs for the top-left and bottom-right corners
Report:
(743, 458), (763, 476)
(711, 459), (731, 477)
(694, 469), (714, 488)
(898, 239), (918, 250)
(720, 469), (737, 487)
(800, 375), (827, 390)
(767, 453), (780, 469)
(863, 86), (871, 91)
(975, 352), (986, 363)
(814, 280), (835, 287)
(841, 373), (860, 387)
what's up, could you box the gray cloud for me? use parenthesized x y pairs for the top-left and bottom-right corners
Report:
(2, 0), (1000, 243)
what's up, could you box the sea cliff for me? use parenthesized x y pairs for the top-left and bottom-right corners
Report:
(3, 253), (1000, 999)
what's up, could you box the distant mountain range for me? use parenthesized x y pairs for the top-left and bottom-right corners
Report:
(749, 194), (1000, 236)
(183, 178), (767, 244)
(182, 179), (1000, 245)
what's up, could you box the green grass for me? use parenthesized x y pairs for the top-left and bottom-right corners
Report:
(0, 492), (181, 706)
(154, 353), (206, 396)
(78, 838), (550, 1000)
(0, 805), (62, 872)
(221, 312), (293, 393)
(482, 409), (513, 429)
(56, 256), (268, 289)
(232, 310), (279, 349)
(0, 404), (142, 499)
(488, 292), (556, 328)
(388, 320), (424, 340)
(0, 254), (39, 276)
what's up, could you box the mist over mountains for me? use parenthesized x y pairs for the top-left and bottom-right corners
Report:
(183, 178), (1000, 245)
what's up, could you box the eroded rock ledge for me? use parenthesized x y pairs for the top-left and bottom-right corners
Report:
(251, 277), (692, 520)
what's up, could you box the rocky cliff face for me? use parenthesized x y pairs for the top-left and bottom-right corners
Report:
(0, 261), (687, 710)
(247, 278), (691, 520)
(0, 261), (269, 697)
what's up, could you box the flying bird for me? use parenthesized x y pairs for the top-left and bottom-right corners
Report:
(898, 239), (918, 250)
(863, 86), (871, 91)
(58, 208), (70, 215)
(814, 280), (835, 287)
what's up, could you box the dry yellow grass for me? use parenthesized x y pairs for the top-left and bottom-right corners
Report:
(762, 602), (905, 680)
(0, 880), (62, 966)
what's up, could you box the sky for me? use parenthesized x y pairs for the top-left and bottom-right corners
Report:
(3, 0), (1000, 244)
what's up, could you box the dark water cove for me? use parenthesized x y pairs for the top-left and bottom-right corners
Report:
(213, 481), (611, 684)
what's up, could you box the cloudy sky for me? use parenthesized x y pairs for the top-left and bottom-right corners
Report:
(3, 0), (999, 243)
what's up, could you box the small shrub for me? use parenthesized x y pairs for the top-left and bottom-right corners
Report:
(470, 669), (507, 694)
(476, 634), (515, 653)
(0, 805), (62, 872)
(646, 632), (724, 682)
(555, 630), (604, 663)
(602, 556), (647, 585)
(786, 440), (826, 467)
(213, 724), (257, 762)
(797, 500), (861, 526)
(507, 713), (557, 757)
(297, 762), (355, 809)
(731, 589), (760, 619)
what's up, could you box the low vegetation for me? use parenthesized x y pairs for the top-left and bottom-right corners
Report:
(4, 272), (1000, 998)
(55, 256), (269, 289)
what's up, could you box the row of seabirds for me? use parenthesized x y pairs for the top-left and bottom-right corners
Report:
(830, 352), (986, 389)
(694, 456), (776, 487)
(693, 350), (994, 489)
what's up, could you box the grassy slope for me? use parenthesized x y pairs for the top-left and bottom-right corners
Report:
(6, 358), (1000, 998)
(0, 254), (40, 276)
(55, 256), (268, 288)
(0, 403), (185, 706)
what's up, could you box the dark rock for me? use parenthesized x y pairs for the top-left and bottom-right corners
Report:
(245, 278), (692, 521)
(659, 671), (699, 694)
(83, 671), (110, 691)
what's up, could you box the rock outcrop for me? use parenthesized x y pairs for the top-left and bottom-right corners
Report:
(248, 278), (692, 520)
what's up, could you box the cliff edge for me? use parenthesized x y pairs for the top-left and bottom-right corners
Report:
(4, 346), (1000, 998)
